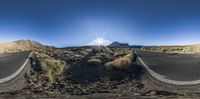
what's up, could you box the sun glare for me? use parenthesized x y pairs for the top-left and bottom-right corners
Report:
(87, 36), (111, 46)
(96, 37), (104, 45)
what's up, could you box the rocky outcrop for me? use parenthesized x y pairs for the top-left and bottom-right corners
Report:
(108, 41), (129, 48)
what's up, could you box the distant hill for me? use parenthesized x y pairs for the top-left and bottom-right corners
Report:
(108, 41), (129, 48)
(0, 39), (46, 51)
(186, 44), (200, 48)
(142, 44), (200, 53)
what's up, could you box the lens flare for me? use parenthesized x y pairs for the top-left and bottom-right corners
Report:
(87, 36), (111, 46)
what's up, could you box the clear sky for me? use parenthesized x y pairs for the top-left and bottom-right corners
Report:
(0, 0), (200, 47)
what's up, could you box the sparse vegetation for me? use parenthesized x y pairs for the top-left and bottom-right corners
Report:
(40, 58), (66, 82)
(87, 58), (102, 65)
(141, 45), (200, 54)
(91, 52), (114, 63)
(105, 52), (134, 70)
(34, 52), (67, 82)
(1, 40), (187, 98)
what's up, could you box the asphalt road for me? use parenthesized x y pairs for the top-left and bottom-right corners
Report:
(136, 50), (200, 81)
(0, 51), (32, 79)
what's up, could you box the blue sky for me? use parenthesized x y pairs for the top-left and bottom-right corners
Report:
(0, 0), (200, 47)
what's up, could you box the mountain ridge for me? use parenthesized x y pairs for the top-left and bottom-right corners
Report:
(108, 41), (130, 48)
(0, 39), (46, 51)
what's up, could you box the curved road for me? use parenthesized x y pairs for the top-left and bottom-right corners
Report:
(135, 50), (200, 85)
(0, 51), (32, 83)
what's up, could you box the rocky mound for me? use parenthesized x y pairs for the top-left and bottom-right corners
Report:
(108, 41), (129, 48)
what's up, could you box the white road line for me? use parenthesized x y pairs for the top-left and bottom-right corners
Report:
(135, 50), (200, 85)
(0, 51), (33, 84)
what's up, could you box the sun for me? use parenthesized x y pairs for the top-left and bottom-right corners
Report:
(95, 37), (104, 45)
(87, 36), (111, 46)
(87, 35), (112, 52)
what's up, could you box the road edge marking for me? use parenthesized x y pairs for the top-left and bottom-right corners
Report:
(0, 51), (33, 84)
(135, 50), (200, 85)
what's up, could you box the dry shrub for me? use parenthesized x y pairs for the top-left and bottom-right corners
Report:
(124, 52), (133, 59)
(105, 52), (133, 70)
(113, 48), (132, 58)
(93, 52), (114, 63)
(87, 58), (102, 65)
(36, 52), (66, 82)
(114, 52), (126, 58)
(41, 58), (66, 82)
